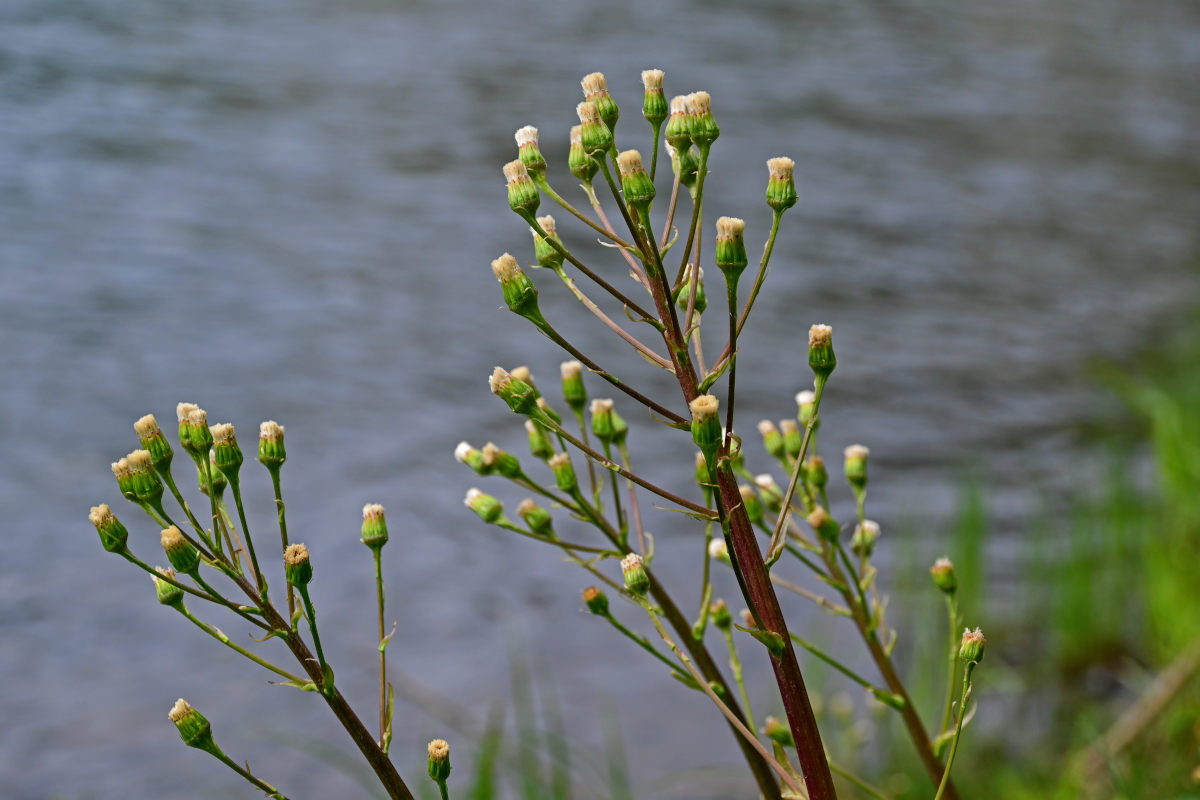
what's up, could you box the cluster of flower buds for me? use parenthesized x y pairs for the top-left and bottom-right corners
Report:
(177, 403), (214, 462)
(641, 69), (667, 126)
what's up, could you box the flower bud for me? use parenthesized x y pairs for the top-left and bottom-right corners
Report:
(525, 420), (554, 461)
(694, 451), (709, 488)
(708, 538), (731, 566)
(464, 488), (504, 524)
(503, 159), (540, 218)
(576, 101), (613, 157)
(481, 442), (523, 479)
(491, 252), (545, 325)
(154, 567), (185, 608)
(686, 91), (719, 146)
(796, 390), (818, 428)
(755, 473), (784, 513)
(111, 457), (136, 500)
(621, 552), (649, 597)
(739, 484), (764, 525)
(176, 402), (200, 455)
(958, 627), (986, 664)
(590, 398), (615, 443)
(427, 738), (452, 783)
(714, 217), (748, 282)
(161, 525), (200, 574)
(127, 449), (164, 507)
(134, 414), (173, 472)
(610, 406), (629, 445)
(617, 149), (655, 211)
(568, 125), (599, 182)
(851, 520), (881, 558)
(284, 542), (313, 586)
(689, 394), (722, 465)
(844, 444), (869, 490)
(641, 69), (667, 125)
(582, 71), (619, 131)
(489, 366), (540, 417)
(806, 507), (840, 542)
(582, 585), (609, 615)
(517, 498), (554, 537)
(779, 419), (802, 459)
(169, 699), (217, 753)
(805, 455), (828, 490)
(808, 324), (836, 377)
(182, 407), (214, 461)
(548, 452), (577, 494)
(665, 95), (692, 151)
(508, 366), (539, 398)
(766, 156), (797, 212)
(454, 441), (487, 474)
(560, 360), (587, 413)
(210, 423), (243, 483)
(674, 268), (707, 315)
(361, 503), (389, 550)
(757, 420), (785, 459)
(668, 140), (700, 192)
(257, 420), (287, 470)
(198, 452), (227, 498)
(89, 504), (128, 553)
(514, 125), (546, 178)
(930, 557), (957, 595)
(762, 716), (795, 748)
(709, 598), (732, 630)
(531, 214), (565, 270)
(536, 396), (562, 425)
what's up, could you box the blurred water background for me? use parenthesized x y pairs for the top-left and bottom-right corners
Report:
(2, 0), (1199, 797)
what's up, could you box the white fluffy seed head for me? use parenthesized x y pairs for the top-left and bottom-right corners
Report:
(134, 414), (160, 437)
(620, 552), (644, 572)
(641, 69), (663, 89)
(89, 504), (113, 526)
(488, 366), (511, 395)
(186, 408), (207, 427)
(576, 102), (600, 124)
(428, 739), (450, 761)
(502, 159), (529, 184)
(689, 394), (719, 422)
(716, 216), (745, 237)
(259, 420), (284, 439)
(616, 149), (644, 175)
(509, 366), (532, 383)
(176, 403), (199, 423)
(127, 449), (153, 471)
(111, 458), (131, 478)
(514, 125), (539, 147)
(560, 360), (583, 379)
(535, 214), (557, 235)
(161, 525), (185, 549)
(767, 156), (795, 178)
(210, 423), (235, 443)
(362, 503), (385, 521)
(808, 324), (832, 347)
(168, 698), (192, 723)
(669, 95), (687, 115)
(581, 72), (608, 95)
(490, 253), (520, 281)
(284, 543), (309, 566)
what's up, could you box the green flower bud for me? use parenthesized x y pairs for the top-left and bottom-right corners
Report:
(176, 403), (200, 455)
(464, 488), (504, 524)
(111, 457), (136, 500)
(210, 423), (243, 484)
(590, 398), (615, 444)
(198, 452), (226, 499)
(536, 396), (562, 425)
(958, 627), (986, 664)
(454, 441), (488, 474)
(796, 390), (818, 429)
(481, 443), (522, 479)
(844, 444), (869, 490)
(361, 503), (389, 550)
(576, 102), (613, 157)
(805, 455), (828, 490)
(710, 598), (732, 630)
(780, 419), (802, 459)
(524, 420), (554, 461)
(489, 366), (541, 417)
(757, 420), (784, 460)
(161, 526), (200, 575)
(178, 405), (214, 461)
(548, 452), (577, 494)
(694, 452), (709, 489)
(739, 484), (764, 525)
(581, 72), (619, 132)
(669, 141), (700, 193)
(766, 156), (797, 212)
(568, 125), (598, 183)
(621, 553), (649, 597)
(851, 520), (881, 558)
(689, 394), (722, 466)
(582, 585), (609, 615)
(517, 498), (554, 537)
(674, 268), (707, 315)
(508, 366), (539, 399)
(531, 215), (565, 270)
(169, 699), (218, 754)
(284, 543), (313, 586)
(714, 216), (748, 282)
(134, 414), (173, 473)
(762, 716), (795, 748)
(708, 538), (731, 566)
(257, 420), (287, 470)
(616, 149), (655, 211)
(685, 91), (719, 146)
(560, 360), (587, 413)
(491, 253), (545, 325)
(806, 507), (840, 542)
(514, 125), (546, 179)
(89, 504), (128, 553)
(808, 324), (836, 378)
(127, 449), (164, 507)
(427, 738), (452, 783)
(610, 407), (629, 445)
(930, 557), (957, 595)
(755, 473), (783, 513)
(641, 69), (667, 126)
(665, 95), (691, 151)
(153, 567), (185, 609)
(503, 159), (540, 218)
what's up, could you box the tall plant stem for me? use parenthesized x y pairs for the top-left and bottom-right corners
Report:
(934, 665), (974, 800)
(269, 468), (295, 619)
(374, 547), (389, 750)
(940, 595), (960, 736)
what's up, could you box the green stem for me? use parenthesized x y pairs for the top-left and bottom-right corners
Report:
(934, 665), (974, 800)
(229, 479), (268, 602)
(939, 595), (960, 736)
(766, 374), (828, 563)
(208, 746), (291, 799)
(828, 760), (890, 800)
(297, 585), (330, 693)
(721, 628), (757, 735)
(269, 468), (295, 620)
(160, 467), (211, 545)
(178, 606), (303, 682)
(193, 572), (269, 632)
(602, 610), (692, 681)
(602, 441), (625, 542)
(536, 175), (635, 249)
(201, 458), (223, 557)
(648, 123), (662, 182)
(435, 777), (450, 800)
(374, 547), (388, 750)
